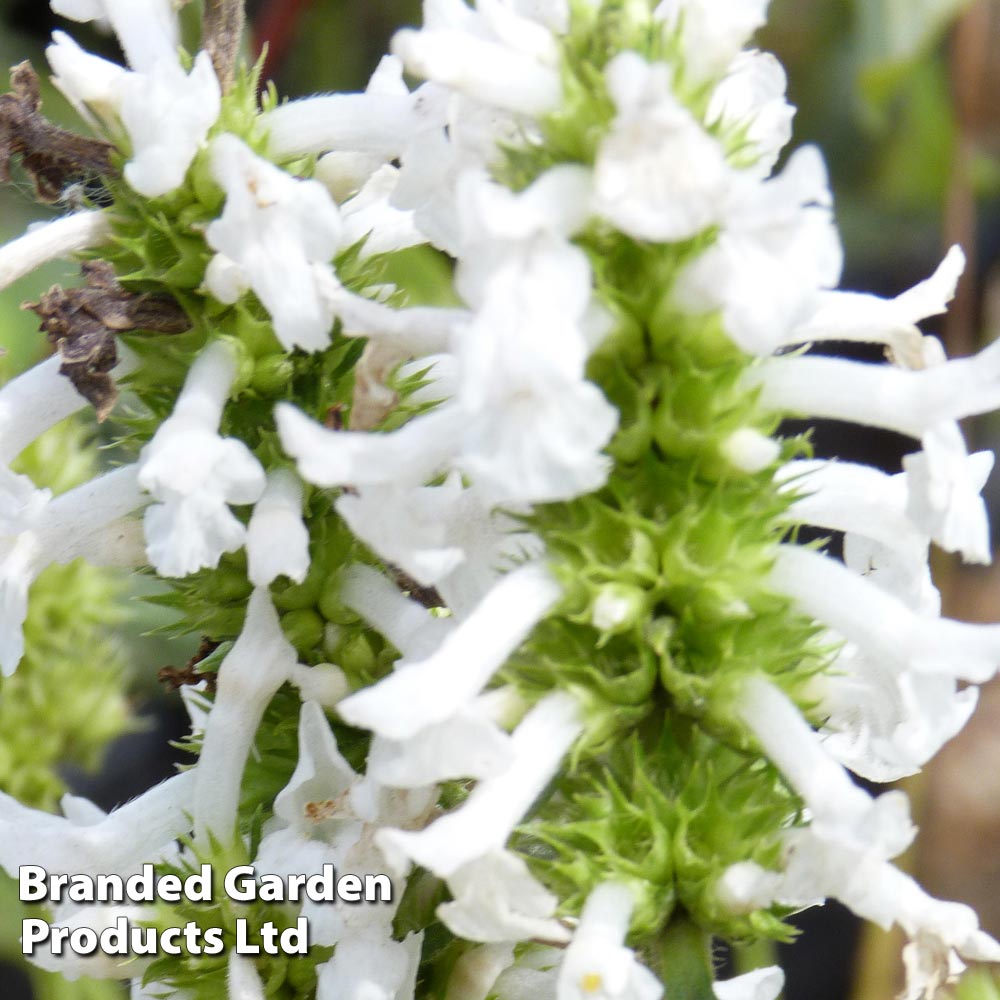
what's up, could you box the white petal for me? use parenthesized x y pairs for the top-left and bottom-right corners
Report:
(247, 469), (311, 586)
(337, 563), (561, 740)
(712, 967), (784, 1000)
(0, 210), (111, 300)
(375, 693), (581, 877)
(439, 850), (570, 943)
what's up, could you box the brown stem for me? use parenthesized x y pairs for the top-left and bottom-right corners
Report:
(203, 0), (247, 92)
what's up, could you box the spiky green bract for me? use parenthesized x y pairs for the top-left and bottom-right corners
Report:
(143, 833), (331, 1000)
(4, 420), (131, 811)
(519, 725), (798, 942)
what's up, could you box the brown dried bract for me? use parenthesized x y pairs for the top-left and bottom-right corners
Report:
(0, 61), (116, 204)
(25, 260), (192, 420)
(158, 637), (221, 694)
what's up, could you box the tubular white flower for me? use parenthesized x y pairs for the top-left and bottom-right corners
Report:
(902, 423), (993, 564)
(25, 902), (151, 981)
(47, 31), (128, 127)
(336, 475), (540, 615)
(119, 52), (221, 197)
(438, 850), (570, 944)
(813, 643), (977, 782)
(255, 700), (364, 887)
(205, 134), (344, 352)
(263, 83), (446, 160)
(318, 272), (462, 355)
(0, 464), (145, 675)
(375, 692), (582, 877)
(712, 967), (784, 1000)
(365, 690), (519, 788)
(337, 562), (561, 741)
(247, 469), (311, 586)
(51, 0), (179, 73)
(777, 460), (926, 561)
(556, 883), (663, 1000)
(339, 563), (456, 660)
(748, 335), (1000, 437)
(228, 954), (267, 1000)
(392, 28), (561, 116)
(0, 211), (111, 295)
(193, 587), (297, 844)
(277, 402), (464, 490)
(771, 544), (1000, 682)
(720, 823), (1000, 1000)
(0, 769), (194, 879)
(340, 165), (425, 256)
(316, 929), (423, 1000)
(593, 52), (731, 242)
(676, 145), (842, 354)
(138, 340), (266, 578)
(655, 0), (770, 83)
(707, 51), (793, 176)
(736, 675), (901, 831)
(785, 246), (965, 361)
(446, 944), (517, 1000)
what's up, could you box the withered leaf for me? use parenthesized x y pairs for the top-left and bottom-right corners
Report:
(25, 260), (192, 421)
(0, 61), (116, 203)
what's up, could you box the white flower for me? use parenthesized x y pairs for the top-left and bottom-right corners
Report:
(707, 51), (793, 176)
(317, 929), (423, 1000)
(336, 473), (542, 616)
(339, 563), (456, 661)
(375, 692), (582, 878)
(262, 58), (447, 161)
(25, 902), (151, 981)
(0, 464), (145, 675)
(46, 8), (220, 198)
(902, 423), (993, 564)
(118, 52), (221, 197)
(51, 0), (179, 73)
(748, 331), (1000, 436)
(246, 469), (311, 586)
(712, 967), (784, 1000)
(47, 31), (127, 126)
(0, 770), (194, 880)
(193, 587), (297, 844)
(654, 0), (770, 83)
(365, 689), (519, 788)
(228, 954), (266, 1000)
(785, 245), (965, 362)
(138, 340), (266, 578)
(337, 562), (561, 741)
(340, 165), (425, 257)
(676, 145), (842, 353)
(593, 53), (731, 242)
(0, 211), (111, 297)
(446, 944), (517, 1000)
(438, 850), (571, 944)
(255, 700), (364, 881)
(811, 642), (977, 782)
(392, 17), (561, 116)
(771, 544), (1000, 683)
(556, 883), (663, 1000)
(205, 134), (344, 352)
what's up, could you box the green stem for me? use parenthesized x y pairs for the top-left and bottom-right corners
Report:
(652, 915), (716, 1000)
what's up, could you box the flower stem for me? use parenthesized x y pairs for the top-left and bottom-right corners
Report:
(653, 915), (716, 1000)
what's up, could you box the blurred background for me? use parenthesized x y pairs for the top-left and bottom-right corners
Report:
(1, 1), (999, 998)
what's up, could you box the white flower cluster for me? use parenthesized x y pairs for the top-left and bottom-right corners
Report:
(1, 0), (1000, 999)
